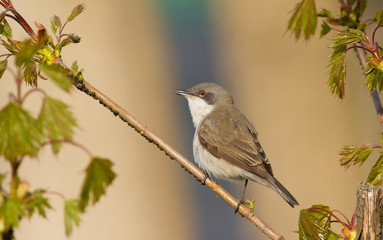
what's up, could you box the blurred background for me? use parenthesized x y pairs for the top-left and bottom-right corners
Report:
(0, 0), (383, 239)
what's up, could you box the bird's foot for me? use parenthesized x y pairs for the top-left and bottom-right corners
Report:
(201, 171), (210, 185)
(235, 198), (256, 214)
(234, 200), (243, 214)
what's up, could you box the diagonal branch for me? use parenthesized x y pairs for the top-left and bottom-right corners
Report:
(353, 46), (383, 129)
(71, 76), (285, 240)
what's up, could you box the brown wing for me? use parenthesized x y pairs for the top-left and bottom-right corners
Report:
(198, 106), (273, 178)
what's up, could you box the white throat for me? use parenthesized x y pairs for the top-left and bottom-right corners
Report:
(185, 96), (215, 127)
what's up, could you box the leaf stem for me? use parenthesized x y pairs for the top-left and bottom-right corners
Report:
(0, 53), (12, 59)
(361, 143), (383, 149)
(372, 26), (381, 49)
(345, 44), (374, 57)
(41, 140), (93, 157)
(306, 207), (350, 229)
(20, 88), (46, 104)
(58, 21), (69, 43)
(44, 190), (66, 200)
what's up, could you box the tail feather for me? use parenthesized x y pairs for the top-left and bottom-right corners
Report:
(268, 176), (299, 207)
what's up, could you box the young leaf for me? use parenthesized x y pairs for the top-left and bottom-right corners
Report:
(0, 198), (24, 229)
(15, 39), (38, 66)
(25, 191), (51, 218)
(377, 10), (383, 27)
(328, 45), (346, 99)
(331, 29), (366, 49)
(367, 155), (383, 186)
(287, 0), (317, 40)
(67, 4), (85, 22)
(299, 205), (335, 240)
(39, 64), (72, 92)
(327, 29), (366, 99)
(328, 231), (342, 240)
(319, 21), (331, 38)
(50, 15), (62, 35)
(67, 33), (81, 43)
(39, 96), (77, 153)
(0, 19), (12, 39)
(71, 60), (78, 72)
(64, 199), (81, 236)
(0, 59), (7, 79)
(365, 65), (383, 93)
(23, 60), (38, 87)
(79, 157), (116, 211)
(0, 103), (44, 162)
(339, 145), (373, 169)
(317, 8), (333, 18)
(1, 38), (16, 54)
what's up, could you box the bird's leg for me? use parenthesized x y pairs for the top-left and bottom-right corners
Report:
(201, 170), (210, 185)
(235, 179), (248, 214)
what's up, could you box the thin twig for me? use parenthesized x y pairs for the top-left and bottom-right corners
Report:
(70, 76), (285, 240)
(353, 46), (383, 129)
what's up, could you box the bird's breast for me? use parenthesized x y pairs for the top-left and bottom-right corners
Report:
(193, 130), (247, 181)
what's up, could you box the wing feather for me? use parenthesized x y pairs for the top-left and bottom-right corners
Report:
(198, 106), (273, 178)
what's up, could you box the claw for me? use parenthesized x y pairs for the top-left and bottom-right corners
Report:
(201, 171), (210, 185)
(234, 200), (243, 214)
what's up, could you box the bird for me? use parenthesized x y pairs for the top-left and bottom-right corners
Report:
(176, 82), (298, 210)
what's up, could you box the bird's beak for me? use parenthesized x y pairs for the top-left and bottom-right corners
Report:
(176, 89), (190, 97)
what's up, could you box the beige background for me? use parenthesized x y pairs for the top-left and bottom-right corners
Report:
(0, 0), (382, 239)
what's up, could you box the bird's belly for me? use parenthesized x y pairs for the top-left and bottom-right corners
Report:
(193, 133), (247, 181)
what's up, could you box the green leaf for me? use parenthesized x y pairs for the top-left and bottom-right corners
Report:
(79, 157), (116, 211)
(287, 0), (317, 40)
(339, 145), (373, 169)
(67, 4), (85, 22)
(327, 230), (342, 240)
(328, 45), (346, 99)
(15, 39), (39, 67)
(0, 59), (7, 79)
(299, 205), (334, 240)
(376, 10), (383, 28)
(39, 96), (77, 153)
(0, 103), (44, 162)
(39, 64), (72, 92)
(23, 60), (38, 87)
(64, 199), (81, 236)
(71, 60), (78, 72)
(0, 198), (24, 229)
(1, 38), (16, 53)
(319, 21), (331, 38)
(365, 64), (383, 93)
(317, 8), (333, 18)
(327, 29), (366, 99)
(50, 15), (62, 35)
(331, 29), (366, 49)
(26, 191), (51, 218)
(0, 19), (12, 39)
(367, 155), (383, 186)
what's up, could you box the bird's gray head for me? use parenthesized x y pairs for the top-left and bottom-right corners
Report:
(176, 82), (234, 127)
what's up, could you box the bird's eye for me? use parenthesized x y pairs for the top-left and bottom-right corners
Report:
(199, 90), (206, 97)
